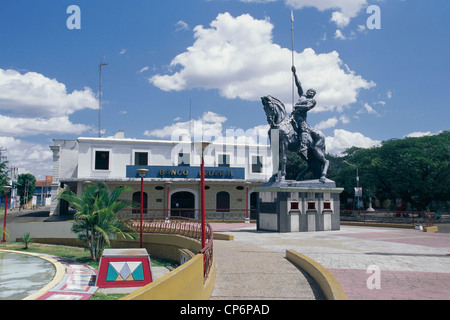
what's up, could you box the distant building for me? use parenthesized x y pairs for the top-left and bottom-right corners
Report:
(34, 175), (52, 207)
(49, 131), (273, 220)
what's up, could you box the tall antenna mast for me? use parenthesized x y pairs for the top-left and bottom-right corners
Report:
(189, 99), (192, 140)
(290, 10), (295, 108)
(99, 60), (108, 138)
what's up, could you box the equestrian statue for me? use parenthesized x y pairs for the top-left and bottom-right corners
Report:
(262, 66), (329, 183)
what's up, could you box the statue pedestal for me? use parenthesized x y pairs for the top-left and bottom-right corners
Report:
(255, 179), (344, 232)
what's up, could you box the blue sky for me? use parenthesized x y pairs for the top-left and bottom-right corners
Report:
(0, 0), (449, 179)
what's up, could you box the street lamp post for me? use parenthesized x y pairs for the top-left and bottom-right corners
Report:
(2, 184), (11, 243)
(245, 182), (251, 223)
(195, 142), (211, 250)
(137, 168), (148, 248)
(165, 182), (171, 222)
(344, 160), (360, 210)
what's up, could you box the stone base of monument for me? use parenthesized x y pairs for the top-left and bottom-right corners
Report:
(255, 179), (344, 232)
(96, 248), (153, 289)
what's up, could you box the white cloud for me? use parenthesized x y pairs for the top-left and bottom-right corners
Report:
(286, 0), (368, 27)
(334, 29), (346, 40)
(357, 24), (366, 33)
(0, 68), (98, 118)
(387, 90), (393, 99)
(363, 102), (378, 115)
(0, 136), (52, 179)
(325, 129), (380, 155)
(0, 115), (92, 137)
(144, 110), (270, 146)
(331, 12), (350, 28)
(119, 48), (127, 55)
(405, 131), (432, 138)
(339, 115), (350, 124)
(0, 68), (97, 137)
(138, 66), (149, 73)
(314, 117), (339, 130)
(144, 111), (227, 141)
(405, 131), (443, 138)
(150, 12), (374, 113)
(175, 20), (190, 31)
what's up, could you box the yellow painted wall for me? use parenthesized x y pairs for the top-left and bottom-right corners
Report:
(121, 254), (216, 300)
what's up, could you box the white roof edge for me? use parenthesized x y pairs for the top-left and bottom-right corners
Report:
(75, 137), (270, 148)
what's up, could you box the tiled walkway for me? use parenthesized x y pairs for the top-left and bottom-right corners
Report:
(36, 255), (98, 300)
(212, 224), (450, 300)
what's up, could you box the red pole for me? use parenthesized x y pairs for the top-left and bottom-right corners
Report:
(201, 154), (206, 250)
(2, 192), (7, 243)
(246, 184), (249, 222)
(166, 184), (170, 219)
(140, 176), (143, 248)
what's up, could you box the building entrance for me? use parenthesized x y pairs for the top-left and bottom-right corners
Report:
(171, 191), (195, 219)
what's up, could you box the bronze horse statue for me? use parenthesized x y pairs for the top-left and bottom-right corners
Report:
(261, 95), (329, 183)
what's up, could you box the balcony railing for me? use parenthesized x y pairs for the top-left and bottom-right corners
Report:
(117, 208), (256, 221)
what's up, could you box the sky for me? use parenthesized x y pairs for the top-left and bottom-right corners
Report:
(0, 0), (449, 180)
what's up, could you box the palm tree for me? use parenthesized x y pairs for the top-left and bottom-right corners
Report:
(1, 228), (9, 242)
(59, 183), (136, 261)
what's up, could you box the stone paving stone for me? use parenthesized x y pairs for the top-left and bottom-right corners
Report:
(212, 224), (450, 300)
(211, 239), (324, 300)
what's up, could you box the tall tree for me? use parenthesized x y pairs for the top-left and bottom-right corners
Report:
(287, 131), (449, 211)
(375, 132), (449, 210)
(332, 131), (450, 211)
(0, 161), (9, 195)
(17, 173), (36, 206)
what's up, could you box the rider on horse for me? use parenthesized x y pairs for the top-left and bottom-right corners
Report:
(291, 66), (320, 161)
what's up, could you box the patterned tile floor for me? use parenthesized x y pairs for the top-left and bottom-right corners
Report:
(36, 256), (97, 300)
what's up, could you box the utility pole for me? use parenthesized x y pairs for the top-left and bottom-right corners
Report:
(0, 147), (7, 162)
(344, 160), (360, 210)
(99, 61), (108, 138)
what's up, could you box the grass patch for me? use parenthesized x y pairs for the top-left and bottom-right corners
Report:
(0, 242), (177, 269)
(89, 292), (128, 300)
(0, 242), (99, 268)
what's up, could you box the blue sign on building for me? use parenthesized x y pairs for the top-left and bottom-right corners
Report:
(126, 165), (245, 180)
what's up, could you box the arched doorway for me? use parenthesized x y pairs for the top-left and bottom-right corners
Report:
(132, 191), (148, 214)
(171, 191), (195, 219)
(216, 191), (230, 213)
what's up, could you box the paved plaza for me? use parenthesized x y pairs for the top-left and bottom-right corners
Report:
(3, 209), (450, 300)
(211, 223), (450, 300)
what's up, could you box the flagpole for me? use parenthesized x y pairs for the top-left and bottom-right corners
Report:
(290, 10), (295, 108)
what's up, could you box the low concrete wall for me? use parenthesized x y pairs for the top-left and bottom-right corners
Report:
(286, 249), (347, 300)
(341, 221), (439, 232)
(341, 221), (415, 229)
(8, 222), (75, 242)
(113, 233), (202, 264)
(213, 233), (234, 241)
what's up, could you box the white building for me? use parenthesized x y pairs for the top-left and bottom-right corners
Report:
(50, 131), (273, 220)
